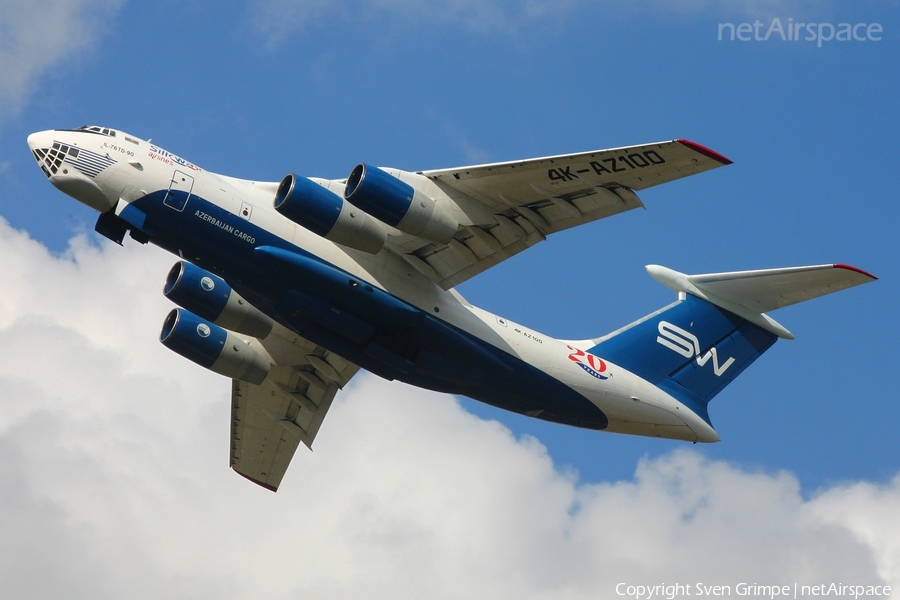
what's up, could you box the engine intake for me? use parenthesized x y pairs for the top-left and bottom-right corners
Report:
(274, 174), (385, 254)
(160, 308), (270, 385)
(164, 261), (274, 339)
(344, 164), (458, 244)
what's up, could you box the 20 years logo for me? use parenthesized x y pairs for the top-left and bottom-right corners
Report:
(567, 346), (610, 380)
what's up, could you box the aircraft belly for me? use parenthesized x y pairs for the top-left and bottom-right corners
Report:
(588, 377), (718, 443)
(575, 377), (701, 441)
(589, 392), (685, 426)
(133, 189), (609, 428)
(603, 419), (698, 442)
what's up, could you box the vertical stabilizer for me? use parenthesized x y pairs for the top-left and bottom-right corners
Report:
(590, 294), (777, 424)
(588, 263), (875, 426)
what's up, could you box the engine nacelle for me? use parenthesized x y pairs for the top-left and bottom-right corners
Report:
(344, 164), (458, 244)
(274, 174), (386, 254)
(160, 308), (270, 385)
(164, 261), (274, 339)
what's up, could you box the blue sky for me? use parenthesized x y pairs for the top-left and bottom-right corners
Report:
(1, 1), (899, 596)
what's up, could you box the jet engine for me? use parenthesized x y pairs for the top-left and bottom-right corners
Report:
(164, 261), (274, 339)
(160, 308), (270, 385)
(274, 174), (386, 254)
(344, 164), (458, 244)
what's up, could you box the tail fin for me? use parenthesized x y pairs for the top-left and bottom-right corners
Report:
(589, 264), (876, 425)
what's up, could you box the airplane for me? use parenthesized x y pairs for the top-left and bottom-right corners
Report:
(27, 125), (876, 491)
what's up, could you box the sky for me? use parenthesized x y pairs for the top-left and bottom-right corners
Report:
(0, 0), (899, 597)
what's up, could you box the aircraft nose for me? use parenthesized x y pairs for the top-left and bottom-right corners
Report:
(27, 130), (59, 178)
(27, 130), (55, 153)
(27, 128), (117, 212)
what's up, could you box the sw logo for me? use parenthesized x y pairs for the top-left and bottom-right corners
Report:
(567, 346), (610, 380)
(656, 321), (735, 376)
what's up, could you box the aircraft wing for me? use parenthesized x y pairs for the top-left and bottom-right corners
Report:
(230, 323), (359, 491)
(401, 140), (731, 289)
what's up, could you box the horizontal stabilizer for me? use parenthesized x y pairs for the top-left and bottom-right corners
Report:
(646, 264), (877, 339)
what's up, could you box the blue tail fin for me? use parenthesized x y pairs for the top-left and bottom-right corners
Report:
(589, 262), (876, 426)
(589, 294), (778, 425)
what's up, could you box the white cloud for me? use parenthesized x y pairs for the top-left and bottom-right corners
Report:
(249, 0), (832, 46)
(0, 216), (897, 598)
(0, 0), (124, 116)
(630, 0), (831, 17)
(250, 0), (571, 46)
(436, 117), (493, 163)
(812, 481), (900, 590)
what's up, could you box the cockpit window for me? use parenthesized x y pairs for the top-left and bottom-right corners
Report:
(36, 143), (69, 176)
(32, 140), (115, 178)
(77, 125), (116, 137)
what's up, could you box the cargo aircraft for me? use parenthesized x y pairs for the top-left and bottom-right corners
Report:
(27, 126), (875, 491)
